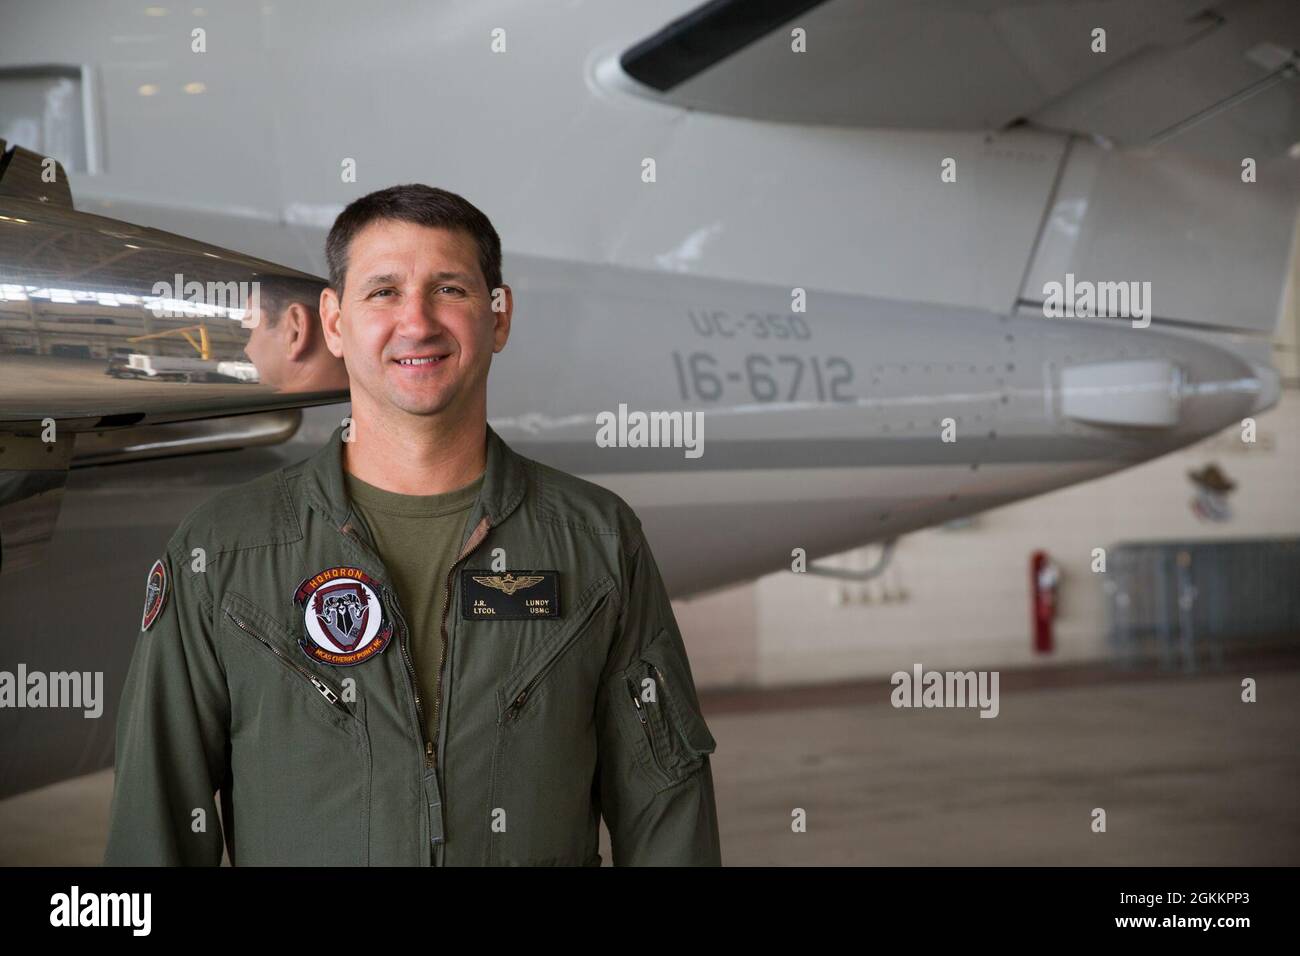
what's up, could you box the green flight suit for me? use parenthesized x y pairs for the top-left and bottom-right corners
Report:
(104, 423), (721, 866)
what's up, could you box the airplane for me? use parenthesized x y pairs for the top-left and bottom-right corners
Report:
(1, 0), (1297, 799)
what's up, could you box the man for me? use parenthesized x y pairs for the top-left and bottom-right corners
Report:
(105, 184), (721, 866)
(241, 274), (349, 392)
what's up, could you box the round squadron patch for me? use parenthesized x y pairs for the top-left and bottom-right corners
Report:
(293, 566), (392, 666)
(141, 558), (168, 631)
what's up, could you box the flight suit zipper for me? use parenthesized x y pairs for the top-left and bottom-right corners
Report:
(500, 576), (617, 723)
(333, 521), (427, 760)
(625, 674), (670, 778)
(340, 512), (490, 861)
(501, 639), (575, 722)
(503, 669), (546, 722)
(380, 587), (432, 768)
(351, 515), (492, 767)
(338, 524), (444, 855)
(223, 608), (352, 715)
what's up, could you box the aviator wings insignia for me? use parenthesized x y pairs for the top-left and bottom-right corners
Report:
(472, 573), (546, 596)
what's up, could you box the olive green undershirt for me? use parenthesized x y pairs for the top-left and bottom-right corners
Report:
(343, 469), (484, 745)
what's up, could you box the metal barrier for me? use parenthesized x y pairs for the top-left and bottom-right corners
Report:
(1104, 537), (1300, 671)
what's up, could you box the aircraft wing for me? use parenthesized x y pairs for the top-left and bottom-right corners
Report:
(619, 0), (1300, 341)
(619, 0), (1298, 159)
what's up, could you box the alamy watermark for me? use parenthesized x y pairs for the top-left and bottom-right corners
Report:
(595, 403), (703, 459)
(148, 273), (260, 320)
(1042, 273), (1151, 328)
(890, 663), (999, 718)
(50, 886), (150, 935)
(0, 664), (103, 718)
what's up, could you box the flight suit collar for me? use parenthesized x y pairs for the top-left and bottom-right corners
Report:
(300, 421), (528, 536)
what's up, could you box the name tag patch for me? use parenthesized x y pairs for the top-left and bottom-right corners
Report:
(462, 570), (560, 620)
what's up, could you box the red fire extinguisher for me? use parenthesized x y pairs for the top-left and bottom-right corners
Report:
(1031, 550), (1060, 654)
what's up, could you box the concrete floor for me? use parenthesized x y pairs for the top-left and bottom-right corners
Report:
(3, 662), (1297, 865)
(706, 662), (1300, 865)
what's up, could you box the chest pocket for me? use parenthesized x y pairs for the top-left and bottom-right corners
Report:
(219, 589), (372, 866)
(485, 574), (617, 865)
(220, 590), (365, 735)
(495, 574), (617, 721)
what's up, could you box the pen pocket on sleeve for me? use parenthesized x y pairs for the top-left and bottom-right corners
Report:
(622, 627), (716, 792)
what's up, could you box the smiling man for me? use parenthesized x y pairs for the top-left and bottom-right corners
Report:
(104, 184), (721, 867)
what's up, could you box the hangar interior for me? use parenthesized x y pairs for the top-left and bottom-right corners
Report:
(660, 233), (1300, 865)
(1, 0), (1298, 867)
(5, 261), (1294, 865)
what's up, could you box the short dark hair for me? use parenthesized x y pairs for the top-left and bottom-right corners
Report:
(256, 275), (327, 328)
(324, 184), (502, 296)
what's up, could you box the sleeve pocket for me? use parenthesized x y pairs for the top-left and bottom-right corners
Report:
(621, 627), (716, 790)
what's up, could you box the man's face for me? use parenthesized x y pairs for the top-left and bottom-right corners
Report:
(322, 221), (510, 420)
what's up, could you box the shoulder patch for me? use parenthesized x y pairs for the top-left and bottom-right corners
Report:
(141, 558), (168, 631)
